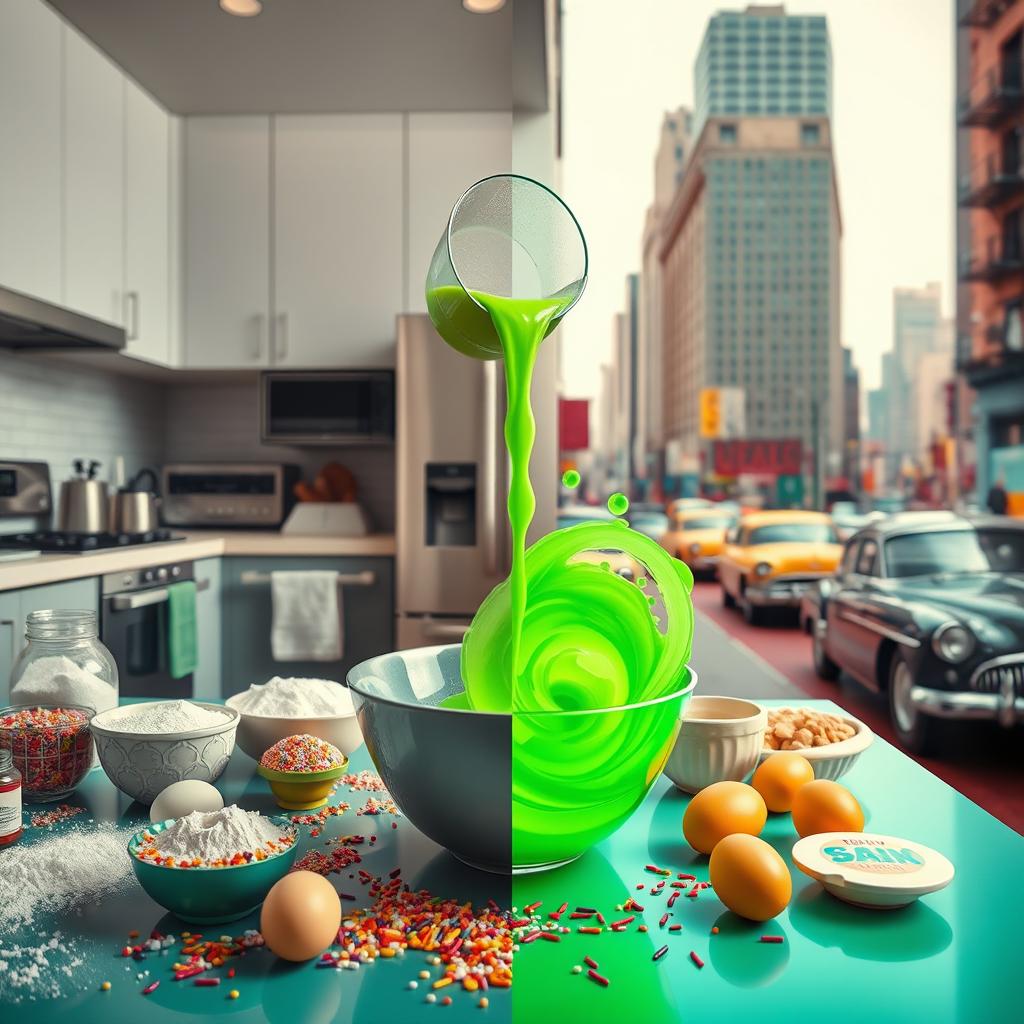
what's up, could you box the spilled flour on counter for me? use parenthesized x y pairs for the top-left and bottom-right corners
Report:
(233, 676), (355, 717)
(0, 823), (135, 933)
(152, 805), (290, 861)
(99, 699), (230, 734)
(0, 930), (90, 1004)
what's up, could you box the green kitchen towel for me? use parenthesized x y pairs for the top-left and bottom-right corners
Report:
(167, 580), (198, 680)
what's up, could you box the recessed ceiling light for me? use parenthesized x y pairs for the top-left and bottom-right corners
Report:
(463, 0), (506, 12)
(220, 0), (262, 17)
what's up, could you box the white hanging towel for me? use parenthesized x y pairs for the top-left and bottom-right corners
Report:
(270, 571), (343, 662)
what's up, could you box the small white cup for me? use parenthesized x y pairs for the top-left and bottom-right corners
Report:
(664, 695), (767, 794)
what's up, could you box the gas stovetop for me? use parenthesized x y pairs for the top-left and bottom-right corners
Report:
(0, 529), (184, 554)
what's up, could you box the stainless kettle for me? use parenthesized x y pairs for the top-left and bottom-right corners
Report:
(58, 459), (109, 533)
(110, 468), (160, 535)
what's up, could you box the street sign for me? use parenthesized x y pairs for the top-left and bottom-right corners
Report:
(713, 438), (803, 477)
(700, 387), (745, 439)
(776, 474), (805, 507)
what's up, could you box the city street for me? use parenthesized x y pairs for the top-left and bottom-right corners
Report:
(689, 580), (1024, 837)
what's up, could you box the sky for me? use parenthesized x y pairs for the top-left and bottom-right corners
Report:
(557, 0), (955, 399)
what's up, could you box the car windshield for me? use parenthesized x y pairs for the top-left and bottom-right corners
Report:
(682, 516), (734, 530)
(884, 529), (1024, 577)
(746, 523), (838, 545)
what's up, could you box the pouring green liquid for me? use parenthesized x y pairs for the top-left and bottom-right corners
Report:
(427, 275), (695, 868)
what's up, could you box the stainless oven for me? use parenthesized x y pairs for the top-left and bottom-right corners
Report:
(100, 560), (209, 698)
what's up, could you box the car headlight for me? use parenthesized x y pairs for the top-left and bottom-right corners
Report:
(689, 543), (701, 555)
(754, 562), (772, 577)
(932, 622), (975, 663)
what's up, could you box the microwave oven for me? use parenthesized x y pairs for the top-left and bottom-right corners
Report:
(260, 370), (394, 446)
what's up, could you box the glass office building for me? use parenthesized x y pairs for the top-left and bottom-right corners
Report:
(694, 6), (832, 135)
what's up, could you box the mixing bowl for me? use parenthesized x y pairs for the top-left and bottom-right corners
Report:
(257, 759), (349, 810)
(128, 818), (298, 923)
(224, 692), (362, 762)
(347, 644), (696, 874)
(91, 703), (238, 805)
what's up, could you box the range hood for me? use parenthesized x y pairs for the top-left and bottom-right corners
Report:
(0, 286), (125, 351)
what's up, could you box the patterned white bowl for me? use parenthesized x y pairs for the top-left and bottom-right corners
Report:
(90, 702), (238, 805)
(758, 711), (873, 781)
(663, 696), (767, 794)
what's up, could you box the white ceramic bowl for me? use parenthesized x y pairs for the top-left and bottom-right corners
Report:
(224, 692), (363, 762)
(758, 710), (873, 780)
(663, 695), (767, 793)
(90, 702), (238, 805)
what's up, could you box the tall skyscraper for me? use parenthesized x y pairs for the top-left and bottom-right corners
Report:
(955, 0), (1024, 510)
(638, 109), (694, 489)
(693, 5), (831, 136)
(660, 5), (841, 505)
(842, 347), (860, 485)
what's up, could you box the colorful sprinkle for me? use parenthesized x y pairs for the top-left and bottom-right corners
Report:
(260, 733), (345, 773)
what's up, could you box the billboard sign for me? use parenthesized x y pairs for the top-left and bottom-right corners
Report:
(713, 438), (803, 477)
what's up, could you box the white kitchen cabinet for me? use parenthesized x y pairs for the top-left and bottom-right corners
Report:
(63, 24), (124, 326)
(0, 0), (63, 303)
(184, 117), (271, 368)
(123, 78), (170, 364)
(273, 115), (404, 367)
(406, 112), (513, 313)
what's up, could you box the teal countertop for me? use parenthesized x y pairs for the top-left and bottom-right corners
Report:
(2, 699), (1021, 1023)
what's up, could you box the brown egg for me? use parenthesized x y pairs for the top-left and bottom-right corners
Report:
(260, 870), (341, 962)
(683, 781), (767, 855)
(751, 753), (815, 813)
(710, 833), (792, 921)
(791, 779), (864, 837)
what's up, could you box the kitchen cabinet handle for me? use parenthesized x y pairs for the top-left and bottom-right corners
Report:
(422, 620), (470, 641)
(255, 314), (268, 361)
(482, 359), (500, 576)
(124, 291), (140, 341)
(110, 578), (211, 612)
(275, 312), (289, 362)
(239, 570), (376, 587)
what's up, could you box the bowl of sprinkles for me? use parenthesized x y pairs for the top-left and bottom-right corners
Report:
(0, 703), (94, 802)
(128, 805), (299, 923)
(257, 733), (349, 810)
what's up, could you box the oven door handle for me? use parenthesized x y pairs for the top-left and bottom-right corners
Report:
(110, 578), (210, 611)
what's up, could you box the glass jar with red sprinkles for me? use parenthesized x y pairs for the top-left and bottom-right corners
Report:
(0, 704), (94, 802)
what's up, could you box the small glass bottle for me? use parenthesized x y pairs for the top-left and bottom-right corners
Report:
(0, 748), (23, 847)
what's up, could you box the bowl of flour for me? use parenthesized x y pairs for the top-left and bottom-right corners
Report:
(225, 677), (361, 762)
(90, 700), (239, 805)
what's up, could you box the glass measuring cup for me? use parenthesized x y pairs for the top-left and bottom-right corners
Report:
(425, 174), (588, 359)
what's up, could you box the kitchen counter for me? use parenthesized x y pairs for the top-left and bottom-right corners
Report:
(2, 699), (1021, 1022)
(0, 531), (396, 592)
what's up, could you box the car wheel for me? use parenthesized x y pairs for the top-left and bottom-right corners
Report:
(722, 585), (735, 609)
(812, 625), (840, 681)
(742, 598), (764, 626)
(888, 651), (937, 755)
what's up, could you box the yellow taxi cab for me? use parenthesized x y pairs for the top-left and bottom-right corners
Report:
(660, 508), (737, 577)
(718, 510), (842, 625)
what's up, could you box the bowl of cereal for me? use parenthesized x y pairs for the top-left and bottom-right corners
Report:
(0, 704), (94, 802)
(760, 706), (873, 780)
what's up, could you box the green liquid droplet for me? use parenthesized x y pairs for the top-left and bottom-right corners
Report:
(637, 577), (648, 589)
(561, 469), (581, 489)
(607, 492), (630, 516)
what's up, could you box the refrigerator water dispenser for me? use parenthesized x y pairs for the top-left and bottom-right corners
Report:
(425, 463), (476, 547)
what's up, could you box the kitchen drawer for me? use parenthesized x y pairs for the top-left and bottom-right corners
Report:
(221, 556), (393, 696)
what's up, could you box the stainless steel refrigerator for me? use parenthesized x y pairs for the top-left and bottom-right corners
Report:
(395, 314), (557, 649)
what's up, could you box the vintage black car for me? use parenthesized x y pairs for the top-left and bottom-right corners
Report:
(805, 512), (1024, 754)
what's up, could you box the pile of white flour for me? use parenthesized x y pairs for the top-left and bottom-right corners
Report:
(151, 805), (289, 860)
(233, 676), (354, 717)
(10, 655), (117, 717)
(100, 700), (230, 734)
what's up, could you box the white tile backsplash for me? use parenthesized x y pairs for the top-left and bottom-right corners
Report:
(163, 382), (395, 531)
(0, 353), (395, 533)
(0, 351), (164, 525)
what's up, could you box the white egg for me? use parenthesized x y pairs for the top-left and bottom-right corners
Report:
(150, 780), (224, 823)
